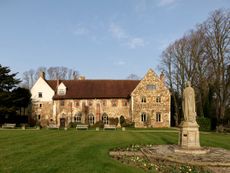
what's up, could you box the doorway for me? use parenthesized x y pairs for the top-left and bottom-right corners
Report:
(60, 118), (65, 128)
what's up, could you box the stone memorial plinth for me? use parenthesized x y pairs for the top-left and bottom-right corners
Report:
(178, 121), (200, 149)
(175, 121), (209, 154)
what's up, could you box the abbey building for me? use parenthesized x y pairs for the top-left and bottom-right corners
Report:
(31, 69), (171, 128)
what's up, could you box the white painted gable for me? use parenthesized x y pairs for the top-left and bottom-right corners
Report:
(31, 77), (55, 102)
(57, 82), (67, 95)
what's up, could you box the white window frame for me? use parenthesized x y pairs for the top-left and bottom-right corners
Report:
(156, 112), (161, 122)
(141, 112), (147, 122)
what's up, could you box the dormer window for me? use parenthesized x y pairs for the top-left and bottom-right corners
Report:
(57, 83), (66, 95)
(58, 89), (65, 95)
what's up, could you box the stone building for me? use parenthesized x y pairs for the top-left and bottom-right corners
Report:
(31, 69), (171, 128)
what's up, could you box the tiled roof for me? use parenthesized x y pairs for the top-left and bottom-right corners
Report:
(46, 80), (140, 99)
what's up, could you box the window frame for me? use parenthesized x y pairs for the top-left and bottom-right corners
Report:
(156, 112), (161, 122)
(58, 89), (65, 95)
(102, 114), (109, 124)
(141, 96), (146, 103)
(141, 112), (147, 122)
(156, 96), (161, 103)
(146, 84), (156, 90)
(38, 92), (42, 98)
(89, 114), (95, 125)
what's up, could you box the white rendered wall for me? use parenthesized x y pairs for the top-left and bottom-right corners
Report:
(31, 77), (55, 102)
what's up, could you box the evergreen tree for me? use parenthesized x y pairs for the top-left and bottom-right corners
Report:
(0, 64), (31, 122)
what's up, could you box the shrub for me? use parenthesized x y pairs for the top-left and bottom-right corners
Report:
(68, 122), (78, 128)
(197, 117), (211, 131)
(92, 121), (104, 128)
(109, 117), (118, 125)
(120, 116), (135, 127)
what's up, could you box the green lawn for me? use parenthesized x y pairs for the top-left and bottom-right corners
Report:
(0, 129), (229, 173)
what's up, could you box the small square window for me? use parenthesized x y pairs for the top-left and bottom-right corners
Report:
(39, 104), (42, 108)
(38, 92), (42, 98)
(146, 84), (156, 90)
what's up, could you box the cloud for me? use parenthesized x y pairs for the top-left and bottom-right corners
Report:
(126, 37), (145, 49)
(157, 0), (177, 7)
(73, 25), (89, 36)
(109, 23), (127, 40)
(109, 23), (146, 49)
(114, 60), (126, 66)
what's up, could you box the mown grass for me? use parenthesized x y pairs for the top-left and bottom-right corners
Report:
(0, 129), (229, 173)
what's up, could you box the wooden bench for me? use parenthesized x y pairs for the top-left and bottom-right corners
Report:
(2, 123), (16, 129)
(76, 124), (88, 130)
(103, 124), (117, 130)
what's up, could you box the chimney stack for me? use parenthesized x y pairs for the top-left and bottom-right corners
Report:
(56, 79), (60, 88)
(160, 72), (165, 81)
(40, 71), (45, 79)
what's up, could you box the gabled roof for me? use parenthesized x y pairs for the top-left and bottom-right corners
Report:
(46, 80), (140, 100)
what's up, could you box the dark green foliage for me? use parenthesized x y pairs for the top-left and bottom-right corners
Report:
(92, 120), (104, 128)
(120, 116), (135, 127)
(0, 64), (20, 92)
(0, 64), (31, 122)
(197, 117), (211, 131)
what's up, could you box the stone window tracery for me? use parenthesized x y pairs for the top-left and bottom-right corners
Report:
(88, 114), (95, 125)
(102, 113), (109, 124)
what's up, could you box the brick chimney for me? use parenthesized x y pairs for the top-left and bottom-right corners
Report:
(56, 79), (60, 88)
(160, 72), (165, 81)
(40, 71), (45, 79)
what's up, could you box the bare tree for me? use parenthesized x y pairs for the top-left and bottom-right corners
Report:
(160, 9), (230, 126)
(126, 74), (140, 80)
(203, 9), (230, 121)
(22, 66), (80, 88)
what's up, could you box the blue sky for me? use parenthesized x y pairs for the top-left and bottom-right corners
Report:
(1, 0), (229, 79)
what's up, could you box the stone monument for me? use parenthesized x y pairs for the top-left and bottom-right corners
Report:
(175, 81), (207, 154)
